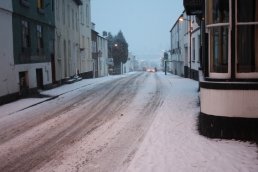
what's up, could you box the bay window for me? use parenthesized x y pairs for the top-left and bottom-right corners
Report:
(206, 0), (258, 79)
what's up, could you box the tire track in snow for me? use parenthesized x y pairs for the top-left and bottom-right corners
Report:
(0, 73), (147, 172)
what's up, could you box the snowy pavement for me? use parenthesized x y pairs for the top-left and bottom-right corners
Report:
(126, 73), (258, 172)
(0, 72), (257, 172)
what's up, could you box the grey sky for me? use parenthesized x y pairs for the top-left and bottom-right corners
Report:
(91, 0), (183, 62)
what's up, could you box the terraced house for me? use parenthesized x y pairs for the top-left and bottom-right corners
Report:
(0, 0), (94, 104)
(0, 1), (15, 104)
(54, 0), (85, 83)
(0, 0), (55, 104)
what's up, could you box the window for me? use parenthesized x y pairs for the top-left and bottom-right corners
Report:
(236, 0), (258, 76)
(56, 0), (59, 21)
(68, 5), (70, 27)
(51, 0), (54, 12)
(198, 35), (201, 62)
(76, 12), (78, 31)
(86, 4), (89, 26)
(192, 37), (195, 61)
(37, 0), (44, 9)
(72, 9), (74, 30)
(185, 47), (188, 66)
(68, 40), (71, 59)
(80, 6), (84, 24)
(62, 0), (65, 25)
(36, 25), (43, 51)
(92, 41), (97, 53)
(87, 37), (90, 57)
(21, 20), (30, 48)
(206, 0), (258, 79)
(57, 37), (61, 59)
(64, 40), (67, 77)
(80, 35), (85, 49)
(206, 0), (230, 77)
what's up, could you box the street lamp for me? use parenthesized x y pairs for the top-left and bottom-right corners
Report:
(179, 16), (192, 79)
(109, 43), (118, 74)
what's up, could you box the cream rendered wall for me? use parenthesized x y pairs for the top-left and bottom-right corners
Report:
(201, 88), (258, 118)
(123, 52), (134, 74)
(14, 63), (52, 89)
(190, 16), (201, 72)
(55, 0), (81, 80)
(170, 14), (185, 76)
(0, 1), (17, 96)
(181, 13), (200, 75)
(79, 0), (92, 75)
(97, 36), (108, 77)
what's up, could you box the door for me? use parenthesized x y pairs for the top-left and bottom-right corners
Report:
(36, 68), (43, 89)
(51, 53), (56, 83)
(19, 71), (28, 96)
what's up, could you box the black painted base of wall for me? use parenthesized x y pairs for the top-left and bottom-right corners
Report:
(1, 71), (96, 106)
(0, 87), (52, 106)
(184, 66), (199, 81)
(0, 93), (20, 105)
(80, 71), (93, 79)
(198, 113), (258, 144)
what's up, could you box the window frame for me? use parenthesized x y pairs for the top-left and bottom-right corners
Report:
(36, 25), (43, 51)
(37, 0), (44, 9)
(206, 0), (232, 79)
(192, 37), (196, 61)
(21, 20), (30, 49)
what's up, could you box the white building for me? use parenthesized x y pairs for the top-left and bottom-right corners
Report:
(97, 35), (108, 77)
(0, 1), (16, 101)
(54, 0), (82, 82)
(182, 12), (201, 80)
(170, 11), (201, 80)
(79, 0), (93, 78)
(123, 52), (135, 73)
(170, 14), (185, 77)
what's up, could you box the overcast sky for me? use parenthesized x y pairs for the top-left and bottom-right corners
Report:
(91, 0), (184, 63)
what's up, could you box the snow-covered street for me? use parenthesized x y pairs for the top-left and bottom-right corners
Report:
(0, 72), (257, 172)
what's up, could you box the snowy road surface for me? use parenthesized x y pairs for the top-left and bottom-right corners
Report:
(0, 72), (257, 172)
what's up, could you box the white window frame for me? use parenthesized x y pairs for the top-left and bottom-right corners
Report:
(235, 0), (258, 79)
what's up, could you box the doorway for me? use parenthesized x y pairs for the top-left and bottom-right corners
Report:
(36, 68), (43, 89)
(19, 71), (29, 96)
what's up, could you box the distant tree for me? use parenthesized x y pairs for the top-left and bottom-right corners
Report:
(107, 32), (114, 59)
(113, 31), (129, 66)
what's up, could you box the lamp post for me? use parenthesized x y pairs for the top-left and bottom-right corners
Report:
(163, 50), (171, 75)
(179, 16), (192, 79)
(109, 43), (118, 74)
